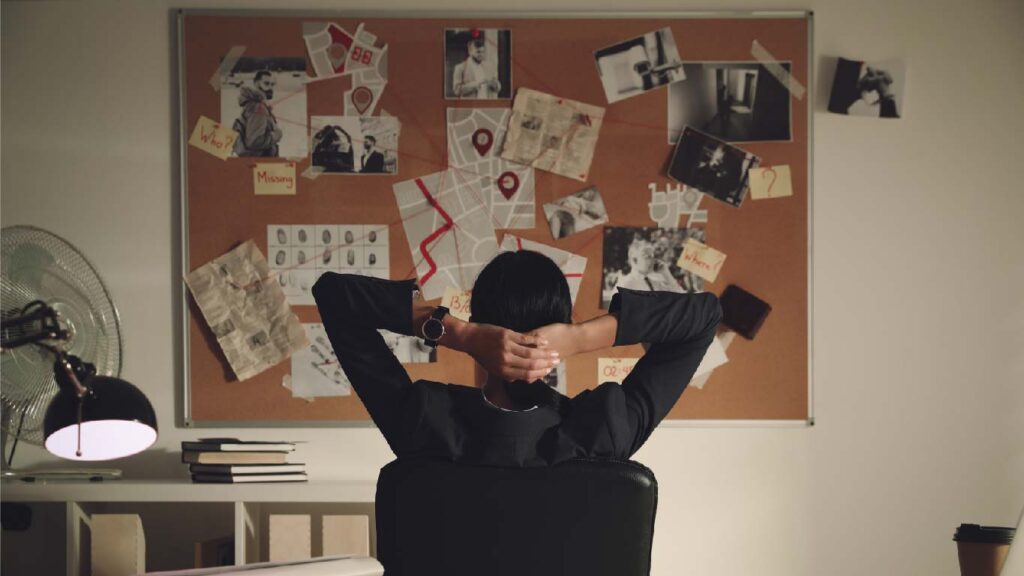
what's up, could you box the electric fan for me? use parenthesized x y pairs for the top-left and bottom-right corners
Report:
(1, 225), (156, 465)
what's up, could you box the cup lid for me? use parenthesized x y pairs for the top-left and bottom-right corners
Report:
(954, 524), (1016, 545)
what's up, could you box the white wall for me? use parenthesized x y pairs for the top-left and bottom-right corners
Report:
(3, 1), (1022, 574)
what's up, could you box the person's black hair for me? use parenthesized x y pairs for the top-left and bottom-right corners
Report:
(470, 250), (571, 410)
(365, 135), (377, 145)
(468, 37), (486, 49)
(254, 70), (272, 82)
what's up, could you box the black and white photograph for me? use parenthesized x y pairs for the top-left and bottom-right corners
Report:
(444, 28), (512, 100)
(543, 186), (609, 240)
(827, 57), (904, 119)
(310, 116), (399, 174)
(595, 27), (685, 104)
(668, 126), (760, 208)
(601, 226), (706, 308)
(220, 57), (309, 159)
(668, 62), (792, 143)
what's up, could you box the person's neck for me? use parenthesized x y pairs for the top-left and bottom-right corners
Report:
(477, 369), (532, 411)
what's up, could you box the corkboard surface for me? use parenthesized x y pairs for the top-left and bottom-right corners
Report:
(181, 12), (810, 424)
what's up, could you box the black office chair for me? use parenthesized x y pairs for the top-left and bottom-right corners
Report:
(375, 457), (658, 576)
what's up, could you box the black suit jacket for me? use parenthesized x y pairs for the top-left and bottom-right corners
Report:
(361, 150), (385, 173)
(313, 274), (721, 466)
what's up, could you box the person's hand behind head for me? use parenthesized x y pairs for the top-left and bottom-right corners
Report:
(529, 322), (578, 358)
(463, 323), (560, 382)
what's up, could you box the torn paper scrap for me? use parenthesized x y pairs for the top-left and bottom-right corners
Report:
(499, 88), (604, 182)
(254, 163), (297, 195)
(188, 116), (238, 160)
(185, 240), (309, 381)
(598, 357), (639, 384)
(393, 170), (499, 300)
(689, 331), (736, 389)
(749, 165), (793, 200)
(441, 286), (473, 322)
(499, 234), (587, 306)
(291, 323), (352, 399)
(677, 238), (727, 283)
(447, 108), (536, 229)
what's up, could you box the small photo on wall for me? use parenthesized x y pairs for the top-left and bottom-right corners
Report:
(668, 62), (792, 143)
(601, 226), (706, 309)
(543, 186), (609, 240)
(595, 27), (685, 104)
(668, 126), (760, 208)
(220, 57), (309, 159)
(310, 116), (399, 175)
(828, 58), (904, 119)
(444, 28), (512, 100)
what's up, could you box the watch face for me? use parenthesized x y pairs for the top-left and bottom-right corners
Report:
(423, 317), (444, 340)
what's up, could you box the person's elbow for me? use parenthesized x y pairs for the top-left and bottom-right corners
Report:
(697, 292), (723, 338)
(311, 272), (343, 308)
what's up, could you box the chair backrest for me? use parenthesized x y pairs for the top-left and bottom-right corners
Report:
(375, 457), (658, 576)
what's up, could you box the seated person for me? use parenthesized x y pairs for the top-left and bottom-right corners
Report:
(313, 250), (721, 466)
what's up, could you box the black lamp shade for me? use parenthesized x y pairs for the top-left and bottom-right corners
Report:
(43, 376), (158, 461)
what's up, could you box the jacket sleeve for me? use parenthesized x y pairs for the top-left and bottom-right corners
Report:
(606, 288), (722, 457)
(312, 273), (418, 453)
(243, 103), (276, 151)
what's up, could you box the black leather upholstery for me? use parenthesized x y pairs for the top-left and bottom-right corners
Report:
(375, 457), (658, 576)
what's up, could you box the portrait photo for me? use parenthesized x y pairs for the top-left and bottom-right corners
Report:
(220, 56), (309, 159)
(444, 28), (512, 100)
(601, 226), (706, 308)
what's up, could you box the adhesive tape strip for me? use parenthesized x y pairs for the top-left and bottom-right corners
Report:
(209, 45), (247, 92)
(750, 40), (805, 101)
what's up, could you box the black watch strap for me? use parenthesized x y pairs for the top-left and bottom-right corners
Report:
(421, 306), (449, 348)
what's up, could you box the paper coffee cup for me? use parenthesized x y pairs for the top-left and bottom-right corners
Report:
(954, 524), (1015, 576)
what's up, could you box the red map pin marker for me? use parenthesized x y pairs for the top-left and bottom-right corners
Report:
(472, 128), (493, 157)
(497, 171), (519, 199)
(352, 86), (374, 115)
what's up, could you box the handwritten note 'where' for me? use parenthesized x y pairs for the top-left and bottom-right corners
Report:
(677, 238), (727, 283)
(188, 116), (237, 160)
(253, 163), (297, 196)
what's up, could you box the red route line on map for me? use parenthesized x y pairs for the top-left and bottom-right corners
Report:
(414, 176), (455, 286)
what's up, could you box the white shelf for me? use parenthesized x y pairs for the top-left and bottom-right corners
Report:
(1, 479), (376, 503)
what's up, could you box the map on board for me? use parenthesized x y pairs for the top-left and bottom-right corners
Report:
(393, 170), (500, 300)
(447, 108), (536, 229)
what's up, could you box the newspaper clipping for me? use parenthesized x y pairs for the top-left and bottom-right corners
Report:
(185, 240), (309, 381)
(499, 88), (604, 182)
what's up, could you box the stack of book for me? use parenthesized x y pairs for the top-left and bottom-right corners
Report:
(182, 438), (307, 483)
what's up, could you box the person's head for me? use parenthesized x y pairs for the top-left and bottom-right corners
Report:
(254, 70), (275, 99)
(364, 135), (377, 151)
(467, 36), (486, 63)
(709, 145), (726, 166)
(469, 250), (571, 334)
(627, 240), (655, 274)
(335, 127), (352, 153)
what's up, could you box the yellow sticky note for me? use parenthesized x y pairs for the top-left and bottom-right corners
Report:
(597, 357), (639, 384)
(188, 115), (237, 160)
(748, 165), (793, 200)
(441, 286), (472, 322)
(253, 163), (297, 196)
(677, 238), (727, 283)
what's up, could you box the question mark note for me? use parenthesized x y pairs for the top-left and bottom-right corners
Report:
(749, 165), (793, 200)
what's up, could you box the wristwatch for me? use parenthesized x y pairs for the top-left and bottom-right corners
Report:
(420, 306), (449, 348)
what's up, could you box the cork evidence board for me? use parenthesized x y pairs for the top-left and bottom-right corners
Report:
(179, 11), (813, 426)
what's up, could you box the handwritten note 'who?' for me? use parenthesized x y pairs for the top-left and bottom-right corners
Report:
(677, 238), (727, 283)
(253, 163), (297, 196)
(188, 116), (237, 160)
